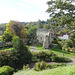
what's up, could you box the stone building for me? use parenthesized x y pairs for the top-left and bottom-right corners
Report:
(36, 29), (55, 48)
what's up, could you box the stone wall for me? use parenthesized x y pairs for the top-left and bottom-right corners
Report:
(36, 29), (50, 43)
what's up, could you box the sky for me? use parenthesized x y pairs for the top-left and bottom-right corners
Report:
(0, 0), (50, 24)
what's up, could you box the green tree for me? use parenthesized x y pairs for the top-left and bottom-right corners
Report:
(43, 24), (50, 29)
(2, 31), (13, 42)
(12, 36), (32, 64)
(27, 27), (37, 39)
(37, 20), (43, 28)
(46, 0), (75, 30)
(70, 31), (75, 48)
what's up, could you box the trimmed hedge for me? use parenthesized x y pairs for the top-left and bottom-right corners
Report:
(47, 63), (67, 69)
(52, 56), (71, 62)
(0, 66), (14, 75)
(31, 51), (56, 62)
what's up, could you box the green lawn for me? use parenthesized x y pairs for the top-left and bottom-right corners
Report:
(36, 45), (75, 57)
(13, 65), (75, 75)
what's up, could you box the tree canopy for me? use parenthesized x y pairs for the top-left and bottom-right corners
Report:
(5, 20), (27, 38)
(46, 0), (75, 30)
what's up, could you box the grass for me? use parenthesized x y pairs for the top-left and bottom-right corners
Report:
(35, 45), (75, 57)
(13, 65), (75, 75)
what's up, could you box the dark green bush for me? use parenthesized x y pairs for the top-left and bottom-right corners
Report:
(58, 39), (73, 51)
(52, 38), (60, 44)
(35, 61), (47, 71)
(31, 51), (56, 62)
(0, 37), (32, 70)
(52, 56), (71, 62)
(35, 51), (54, 61)
(0, 66), (14, 75)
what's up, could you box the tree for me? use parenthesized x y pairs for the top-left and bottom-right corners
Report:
(37, 20), (43, 28)
(43, 24), (50, 29)
(27, 27), (37, 39)
(4, 20), (27, 38)
(70, 31), (75, 48)
(12, 36), (32, 64)
(2, 31), (13, 42)
(46, 0), (75, 30)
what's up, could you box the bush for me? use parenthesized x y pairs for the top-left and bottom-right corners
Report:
(52, 56), (71, 62)
(0, 66), (14, 75)
(31, 51), (55, 62)
(52, 38), (60, 44)
(47, 63), (67, 69)
(58, 39), (73, 51)
(12, 36), (32, 64)
(35, 61), (67, 71)
(0, 37), (32, 70)
(35, 61), (47, 71)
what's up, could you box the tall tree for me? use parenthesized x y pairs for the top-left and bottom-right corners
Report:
(37, 20), (43, 28)
(46, 0), (75, 30)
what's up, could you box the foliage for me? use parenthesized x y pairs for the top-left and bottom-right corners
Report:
(31, 51), (56, 62)
(0, 66), (14, 75)
(58, 39), (73, 51)
(47, 63), (67, 69)
(4, 20), (27, 38)
(27, 27), (37, 39)
(52, 56), (71, 62)
(35, 61), (47, 71)
(0, 37), (32, 70)
(12, 36), (32, 64)
(43, 24), (50, 29)
(2, 31), (13, 42)
(46, 0), (75, 30)
(12, 36), (25, 52)
(23, 64), (29, 70)
(52, 38), (60, 44)
(70, 31), (75, 47)
(37, 20), (43, 28)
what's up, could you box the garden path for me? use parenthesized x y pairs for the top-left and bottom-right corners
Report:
(30, 46), (75, 68)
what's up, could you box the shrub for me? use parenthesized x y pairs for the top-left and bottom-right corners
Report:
(35, 61), (47, 71)
(12, 36), (32, 64)
(47, 63), (67, 69)
(52, 56), (71, 62)
(0, 66), (14, 75)
(31, 51), (55, 62)
(52, 38), (60, 44)
(23, 64), (29, 70)
(0, 37), (32, 70)
(58, 39), (73, 51)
